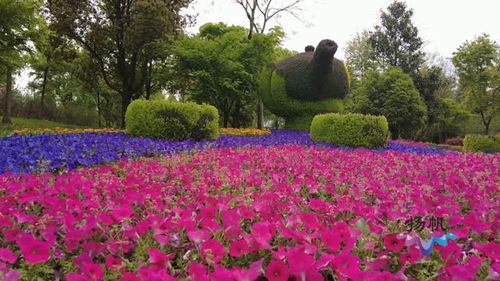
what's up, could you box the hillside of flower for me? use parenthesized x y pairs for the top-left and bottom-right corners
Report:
(0, 130), (498, 281)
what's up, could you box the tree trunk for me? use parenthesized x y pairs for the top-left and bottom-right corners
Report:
(233, 100), (241, 128)
(120, 92), (132, 129)
(96, 90), (102, 128)
(2, 66), (13, 125)
(145, 60), (152, 100)
(39, 66), (49, 119)
(257, 97), (264, 129)
(479, 110), (491, 135)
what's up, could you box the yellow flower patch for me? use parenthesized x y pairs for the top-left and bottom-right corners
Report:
(219, 128), (271, 136)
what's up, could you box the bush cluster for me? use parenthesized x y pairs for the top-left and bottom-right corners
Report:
(310, 113), (389, 148)
(125, 100), (219, 141)
(463, 135), (500, 153)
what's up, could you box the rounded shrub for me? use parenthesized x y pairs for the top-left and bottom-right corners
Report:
(463, 135), (500, 153)
(310, 113), (389, 148)
(125, 100), (219, 141)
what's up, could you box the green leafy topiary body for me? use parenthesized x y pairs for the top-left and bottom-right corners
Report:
(463, 135), (500, 153)
(260, 39), (350, 130)
(310, 113), (389, 148)
(125, 100), (219, 141)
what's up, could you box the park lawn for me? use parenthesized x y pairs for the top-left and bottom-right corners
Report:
(0, 117), (87, 138)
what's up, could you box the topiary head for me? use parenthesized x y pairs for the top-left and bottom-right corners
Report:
(314, 39), (338, 60)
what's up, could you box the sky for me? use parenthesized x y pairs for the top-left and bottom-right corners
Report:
(15, 0), (500, 91)
(184, 0), (500, 61)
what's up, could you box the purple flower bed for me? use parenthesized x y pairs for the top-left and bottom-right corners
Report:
(0, 130), (452, 175)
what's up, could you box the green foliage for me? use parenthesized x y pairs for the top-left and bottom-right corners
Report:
(260, 66), (344, 130)
(463, 134), (500, 153)
(369, 0), (424, 75)
(0, 0), (40, 124)
(413, 66), (470, 142)
(48, 0), (194, 127)
(125, 100), (219, 141)
(452, 34), (500, 135)
(0, 0), (38, 66)
(345, 30), (381, 80)
(352, 67), (427, 139)
(173, 23), (282, 128)
(310, 113), (389, 148)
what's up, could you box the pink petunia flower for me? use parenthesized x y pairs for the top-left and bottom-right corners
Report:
(287, 250), (317, 281)
(437, 240), (461, 265)
(265, 260), (289, 281)
(112, 205), (134, 221)
(148, 247), (175, 271)
(229, 240), (250, 257)
(105, 255), (123, 271)
(137, 266), (176, 281)
(65, 273), (91, 281)
(331, 250), (361, 277)
(202, 240), (226, 264)
(209, 265), (235, 281)
(0, 248), (17, 263)
(81, 263), (104, 280)
(187, 230), (212, 245)
(383, 233), (405, 252)
(438, 265), (476, 281)
(321, 230), (342, 252)
(16, 234), (52, 263)
(475, 242), (500, 261)
(188, 262), (209, 281)
(232, 259), (263, 281)
(0, 262), (21, 281)
(399, 247), (421, 265)
(117, 272), (139, 281)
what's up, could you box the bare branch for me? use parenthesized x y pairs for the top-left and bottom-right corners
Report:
(234, 0), (305, 35)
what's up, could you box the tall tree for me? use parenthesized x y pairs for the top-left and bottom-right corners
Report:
(413, 66), (469, 142)
(353, 67), (427, 139)
(174, 23), (280, 128)
(48, 0), (193, 128)
(345, 31), (382, 81)
(452, 34), (500, 135)
(0, 0), (39, 125)
(369, 0), (424, 76)
(29, 19), (78, 119)
(233, 0), (304, 128)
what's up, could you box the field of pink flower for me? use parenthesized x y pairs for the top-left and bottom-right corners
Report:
(0, 144), (499, 280)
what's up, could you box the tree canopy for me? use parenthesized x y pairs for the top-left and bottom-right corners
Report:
(173, 23), (282, 128)
(352, 67), (427, 139)
(0, 0), (40, 124)
(48, 0), (194, 127)
(369, 0), (424, 76)
(452, 34), (500, 135)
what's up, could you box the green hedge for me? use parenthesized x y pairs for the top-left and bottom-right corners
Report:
(125, 100), (219, 141)
(310, 113), (389, 148)
(463, 135), (500, 153)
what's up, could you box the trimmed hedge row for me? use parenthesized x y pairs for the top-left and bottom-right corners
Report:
(463, 135), (500, 153)
(310, 113), (389, 148)
(125, 100), (219, 141)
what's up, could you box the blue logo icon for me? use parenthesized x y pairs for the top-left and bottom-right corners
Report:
(405, 233), (457, 256)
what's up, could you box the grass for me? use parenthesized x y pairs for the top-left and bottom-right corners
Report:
(0, 117), (86, 138)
